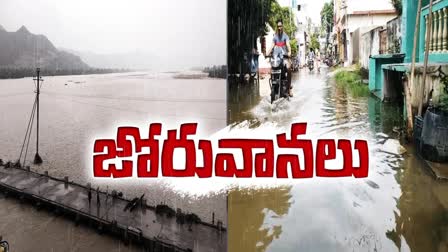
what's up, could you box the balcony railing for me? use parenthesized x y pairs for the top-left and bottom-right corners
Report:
(420, 0), (448, 62)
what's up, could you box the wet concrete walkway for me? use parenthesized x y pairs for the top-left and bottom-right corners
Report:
(0, 163), (226, 251)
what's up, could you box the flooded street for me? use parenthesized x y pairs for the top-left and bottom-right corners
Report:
(228, 68), (448, 252)
(0, 72), (227, 250)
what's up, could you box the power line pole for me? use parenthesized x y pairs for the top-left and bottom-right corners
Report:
(34, 68), (43, 165)
(420, 0), (434, 117)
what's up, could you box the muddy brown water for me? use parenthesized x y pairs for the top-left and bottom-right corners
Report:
(0, 195), (143, 252)
(227, 68), (448, 252)
(0, 72), (227, 250)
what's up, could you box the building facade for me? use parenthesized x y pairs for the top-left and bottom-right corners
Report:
(334, 0), (397, 65)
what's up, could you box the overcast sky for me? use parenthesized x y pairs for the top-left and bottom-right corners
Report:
(0, 0), (226, 67)
(305, 0), (327, 23)
(278, 0), (327, 23)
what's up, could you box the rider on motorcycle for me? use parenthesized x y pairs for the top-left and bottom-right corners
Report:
(307, 49), (316, 71)
(308, 49), (315, 62)
(266, 19), (293, 97)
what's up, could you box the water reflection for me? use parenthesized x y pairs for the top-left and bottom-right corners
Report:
(386, 146), (448, 252)
(368, 97), (404, 135)
(228, 187), (293, 252)
(227, 68), (448, 251)
(227, 76), (261, 124)
(0, 72), (227, 226)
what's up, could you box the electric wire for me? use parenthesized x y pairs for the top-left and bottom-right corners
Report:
(18, 97), (37, 166)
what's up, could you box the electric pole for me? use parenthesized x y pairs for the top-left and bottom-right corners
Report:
(34, 68), (43, 164)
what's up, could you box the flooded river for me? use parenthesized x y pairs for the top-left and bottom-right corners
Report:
(0, 71), (227, 250)
(0, 195), (143, 251)
(228, 69), (448, 252)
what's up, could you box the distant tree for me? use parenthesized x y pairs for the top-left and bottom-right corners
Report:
(320, 0), (334, 51)
(290, 39), (298, 56)
(203, 65), (227, 79)
(0, 67), (130, 79)
(320, 0), (334, 33)
(267, 1), (298, 56)
(267, 1), (297, 40)
(309, 33), (320, 52)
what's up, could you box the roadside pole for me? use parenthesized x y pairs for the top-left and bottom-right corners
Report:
(33, 68), (43, 164)
(407, 0), (423, 139)
(420, 0), (435, 117)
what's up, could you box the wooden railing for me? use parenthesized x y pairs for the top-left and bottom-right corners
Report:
(420, 0), (448, 62)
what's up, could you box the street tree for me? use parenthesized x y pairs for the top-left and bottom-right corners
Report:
(309, 33), (320, 52)
(267, 1), (299, 56)
(320, 0), (334, 52)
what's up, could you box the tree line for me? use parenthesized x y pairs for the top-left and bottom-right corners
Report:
(203, 65), (227, 79)
(0, 67), (131, 79)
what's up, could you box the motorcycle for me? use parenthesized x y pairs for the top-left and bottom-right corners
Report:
(0, 236), (9, 252)
(267, 47), (290, 104)
(292, 57), (299, 72)
(307, 58), (314, 72)
(324, 56), (334, 67)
